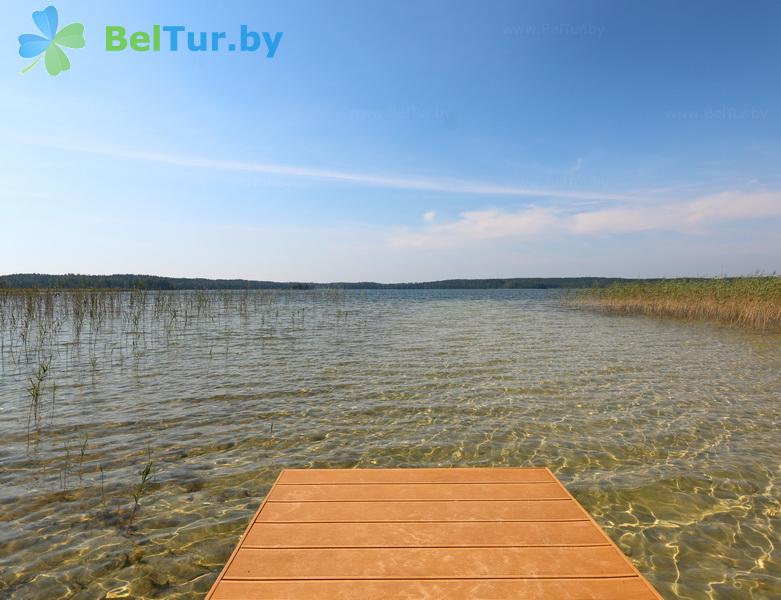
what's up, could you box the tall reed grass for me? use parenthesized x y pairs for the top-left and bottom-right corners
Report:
(572, 276), (781, 331)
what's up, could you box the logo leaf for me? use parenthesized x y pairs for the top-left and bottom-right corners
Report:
(32, 6), (58, 40)
(55, 23), (85, 49)
(18, 34), (51, 58)
(44, 44), (70, 76)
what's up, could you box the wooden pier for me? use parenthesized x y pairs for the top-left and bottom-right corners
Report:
(206, 468), (662, 599)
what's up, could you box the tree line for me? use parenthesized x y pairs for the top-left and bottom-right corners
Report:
(0, 273), (642, 290)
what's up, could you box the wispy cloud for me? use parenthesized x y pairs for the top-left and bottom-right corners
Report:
(568, 191), (781, 234)
(392, 206), (558, 248)
(8, 136), (635, 203)
(422, 210), (436, 222)
(390, 191), (781, 248)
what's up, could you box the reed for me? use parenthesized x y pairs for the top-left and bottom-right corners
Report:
(78, 434), (88, 482)
(128, 451), (153, 526)
(571, 276), (781, 331)
(99, 465), (105, 505)
(26, 358), (50, 435)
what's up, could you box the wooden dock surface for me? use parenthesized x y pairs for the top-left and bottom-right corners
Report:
(206, 468), (662, 599)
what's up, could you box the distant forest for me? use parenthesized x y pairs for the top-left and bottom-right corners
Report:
(0, 273), (646, 290)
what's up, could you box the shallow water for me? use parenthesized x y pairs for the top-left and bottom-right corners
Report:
(0, 289), (779, 599)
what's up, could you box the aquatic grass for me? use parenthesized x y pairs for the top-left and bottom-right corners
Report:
(78, 433), (88, 482)
(128, 450), (153, 526)
(60, 440), (71, 491)
(99, 465), (105, 505)
(571, 276), (781, 330)
(26, 357), (50, 438)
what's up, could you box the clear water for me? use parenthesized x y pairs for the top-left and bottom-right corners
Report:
(0, 289), (778, 599)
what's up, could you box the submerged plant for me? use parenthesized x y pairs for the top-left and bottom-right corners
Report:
(26, 358), (50, 436)
(99, 465), (105, 505)
(128, 450), (153, 526)
(61, 440), (71, 491)
(78, 433), (88, 482)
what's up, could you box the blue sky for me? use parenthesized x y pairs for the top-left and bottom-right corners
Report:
(1, 0), (779, 281)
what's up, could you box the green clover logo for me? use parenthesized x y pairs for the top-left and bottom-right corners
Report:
(18, 6), (85, 76)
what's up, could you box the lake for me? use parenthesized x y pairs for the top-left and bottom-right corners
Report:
(0, 289), (778, 599)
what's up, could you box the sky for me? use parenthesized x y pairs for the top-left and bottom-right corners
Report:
(1, 0), (779, 282)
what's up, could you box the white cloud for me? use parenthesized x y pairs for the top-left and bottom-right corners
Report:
(687, 191), (781, 222)
(422, 210), (436, 222)
(567, 205), (681, 234)
(392, 206), (557, 249)
(568, 191), (781, 234)
(391, 191), (781, 249)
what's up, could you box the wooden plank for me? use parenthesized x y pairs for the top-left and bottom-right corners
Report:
(278, 467), (555, 484)
(269, 482), (569, 501)
(206, 468), (664, 600)
(224, 546), (638, 579)
(258, 499), (587, 522)
(210, 577), (658, 600)
(244, 520), (609, 548)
